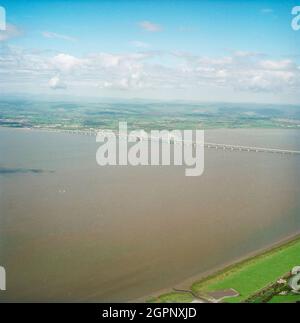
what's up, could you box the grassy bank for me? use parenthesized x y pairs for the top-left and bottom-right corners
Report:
(192, 235), (300, 302)
(149, 235), (300, 303)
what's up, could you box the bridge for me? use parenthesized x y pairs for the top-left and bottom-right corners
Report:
(36, 128), (300, 156)
(204, 142), (300, 155)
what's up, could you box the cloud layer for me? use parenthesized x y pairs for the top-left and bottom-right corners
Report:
(0, 45), (299, 101)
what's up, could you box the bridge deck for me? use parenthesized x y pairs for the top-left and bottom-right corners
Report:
(36, 128), (300, 156)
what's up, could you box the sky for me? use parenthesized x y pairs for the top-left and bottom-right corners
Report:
(0, 0), (300, 104)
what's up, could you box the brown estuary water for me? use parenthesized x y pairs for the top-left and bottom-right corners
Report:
(0, 127), (300, 302)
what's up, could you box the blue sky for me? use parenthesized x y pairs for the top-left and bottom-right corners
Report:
(0, 0), (299, 103)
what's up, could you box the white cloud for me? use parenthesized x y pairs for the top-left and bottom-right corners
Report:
(259, 59), (295, 71)
(233, 51), (263, 58)
(130, 40), (150, 48)
(88, 53), (121, 68)
(42, 31), (77, 42)
(260, 8), (277, 18)
(98, 71), (145, 90)
(175, 52), (300, 93)
(51, 53), (84, 72)
(260, 8), (274, 15)
(48, 75), (67, 89)
(0, 23), (22, 41)
(139, 21), (162, 32)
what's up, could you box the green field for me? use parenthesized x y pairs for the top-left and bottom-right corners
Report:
(1, 99), (300, 131)
(269, 294), (300, 303)
(149, 235), (300, 303)
(192, 236), (300, 302)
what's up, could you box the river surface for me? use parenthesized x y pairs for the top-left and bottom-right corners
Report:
(0, 127), (300, 302)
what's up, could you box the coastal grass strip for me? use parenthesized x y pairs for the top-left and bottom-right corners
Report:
(191, 235), (300, 303)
